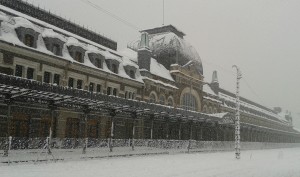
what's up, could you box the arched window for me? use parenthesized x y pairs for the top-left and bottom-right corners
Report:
(128, 92), (132, 99)
(159, 95), (165, 105)
(167, 97), (174, 106)
(125, 91), (128, 99)
(181, 93), (197, 111)
(24, 34), (34, 47)
(149, 93), (156, 103)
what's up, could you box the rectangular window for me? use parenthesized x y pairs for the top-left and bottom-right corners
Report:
(15, 65), (23, 77)
(52, 44), (60, 56)
(107, 87), (112, 95)
(75, 51), (82, 63)
(89, 82), (94, 92)
(113, 88), (117, 96)
(24, 34), (34, 47)
(43, 71), (51, 83)
(68, 77), (74, 88)
(26, 67), (34, 79)
(77, 79), (83, 89)
(53, 74), (60, 85)
(96, 84), (101, 93)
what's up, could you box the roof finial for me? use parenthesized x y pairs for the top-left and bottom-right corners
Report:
(212, 70), (219, 83)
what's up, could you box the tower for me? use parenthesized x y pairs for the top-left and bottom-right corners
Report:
(210, 70), (219, 94)
(137, 32), (151, 72)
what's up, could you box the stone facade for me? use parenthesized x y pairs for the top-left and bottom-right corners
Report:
(0, 2), (299, 144)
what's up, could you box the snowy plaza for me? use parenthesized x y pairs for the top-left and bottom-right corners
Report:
(1, 148), (300, 177)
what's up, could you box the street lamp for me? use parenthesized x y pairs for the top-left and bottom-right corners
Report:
(233, 65), (242, 159)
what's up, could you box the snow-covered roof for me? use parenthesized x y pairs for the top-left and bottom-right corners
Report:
(0, 11), (8, 21)
(142, 76), (178, 89)
(42, 28), (66, 42)
(149, 32), (201, 64)
(66, 37), (87, 49)
(207, 112), (230, 119)
(150, 58), (174, 81)
(120, 48), (174, 82)
(120, 48), (138, 62)
(122, 56), (138, 68)
(12, 16), (42, 33)
(0, 5), (118, 55)
(219, 91), (289, 124)
(128, 28), (203, 75)
(203, 96), (222, 103)
(0, 8), (143, 84)
(203, 84), (217, 96)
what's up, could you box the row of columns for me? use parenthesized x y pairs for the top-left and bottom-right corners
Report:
(3, 100), (300, 155)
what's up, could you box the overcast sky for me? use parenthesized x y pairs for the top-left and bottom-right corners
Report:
(23, 0), (300, 128)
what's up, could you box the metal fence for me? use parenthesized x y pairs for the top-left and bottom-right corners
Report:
(1, 137), (300, 165)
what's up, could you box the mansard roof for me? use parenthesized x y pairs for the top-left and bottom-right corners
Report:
(0, 0), (117, 50)
(0, 9), (143, 84)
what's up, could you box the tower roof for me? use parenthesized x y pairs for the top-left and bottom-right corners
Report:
(141, 25), (185, 39)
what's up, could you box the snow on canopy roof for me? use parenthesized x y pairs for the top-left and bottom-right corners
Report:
(150, 58), (174, 82)
(219, 91), (289, 124)
(206, 112), (230, 119)
(201, 57), (290, 124)
(42, 28), (66, 42)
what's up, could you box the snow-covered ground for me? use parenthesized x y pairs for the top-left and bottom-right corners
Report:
(1, 148), (300, 177)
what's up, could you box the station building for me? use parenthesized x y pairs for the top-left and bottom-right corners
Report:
(0, 0), (299, 144)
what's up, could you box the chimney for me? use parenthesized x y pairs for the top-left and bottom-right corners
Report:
(137, 32), (151, 71)
(210, 70), (219, 94)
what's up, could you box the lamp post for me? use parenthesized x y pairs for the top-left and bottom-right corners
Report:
(233, 65), (242, 159)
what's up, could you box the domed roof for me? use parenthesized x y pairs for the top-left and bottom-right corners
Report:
(129, 25), (203, 75)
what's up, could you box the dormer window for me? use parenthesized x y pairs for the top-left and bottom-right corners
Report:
(43, 37), (64, 56)
(124, 65), (137, 79)
(68, 45), (86, 63)
(15, 27), (39, 48)
(88, 53), (104, 69)
(24, 34), (34, 47)
(106, 60), (119, 74)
